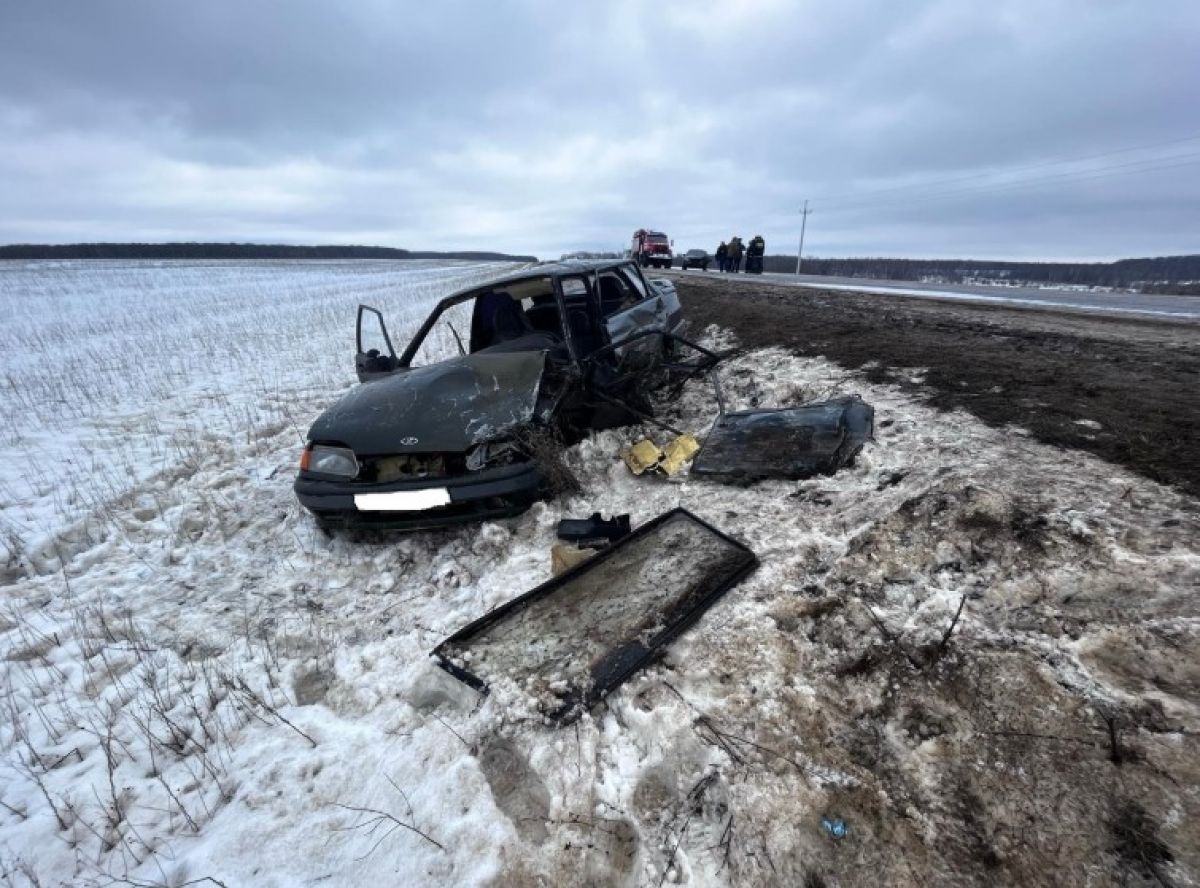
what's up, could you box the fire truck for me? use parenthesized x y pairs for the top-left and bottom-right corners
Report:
(631, 229), (673, 269)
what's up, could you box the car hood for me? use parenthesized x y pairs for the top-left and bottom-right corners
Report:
(308, 351), (547, 454)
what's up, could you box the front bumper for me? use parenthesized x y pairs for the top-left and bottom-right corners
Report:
(294, 460), (543, 530)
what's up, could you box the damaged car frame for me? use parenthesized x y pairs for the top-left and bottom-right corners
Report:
(294, 260), (719, 529)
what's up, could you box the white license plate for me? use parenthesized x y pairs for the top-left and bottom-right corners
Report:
(354, 488), (451, 512)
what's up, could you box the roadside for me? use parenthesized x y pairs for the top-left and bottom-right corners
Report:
(668, 272), (1200, 498)
(682, 269), (1200, 320)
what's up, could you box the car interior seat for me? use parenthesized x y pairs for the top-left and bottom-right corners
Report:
(525, 297), (563, 337)
(565, 307), (604, 358)
(471, 290), (563, 356)
(490, 291), (533, 341)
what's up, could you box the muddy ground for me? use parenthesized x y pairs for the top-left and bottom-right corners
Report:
(669, 273), (1200, 498)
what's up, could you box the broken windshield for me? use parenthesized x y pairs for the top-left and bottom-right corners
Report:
(406, 299), (473, 367)
(403, 276), (562, 368)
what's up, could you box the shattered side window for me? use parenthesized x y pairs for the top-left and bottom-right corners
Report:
(359, 309), (393, 357)
(598, 271), (640, 317)
(618, 266), (649, 299)
(561, 278), (588, 299)
(407, 299), (474, 367)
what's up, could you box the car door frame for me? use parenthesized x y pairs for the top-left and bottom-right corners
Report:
(599, 263), (673, 365)
(355, 304), (400, 382)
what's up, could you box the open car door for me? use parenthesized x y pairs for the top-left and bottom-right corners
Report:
(355, 304), (399, 382)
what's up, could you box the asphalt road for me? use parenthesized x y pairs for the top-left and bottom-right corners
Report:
(667, 268), (1200, 321)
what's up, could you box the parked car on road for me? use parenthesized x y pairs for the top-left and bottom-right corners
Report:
(295, 260), (690, 529)
(679, 249), (711, 271)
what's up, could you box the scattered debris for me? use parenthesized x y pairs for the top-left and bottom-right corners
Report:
(556, 513), (632, 548)
(821, 817), (849, 839)
(659, 433), (701, 476)
(623, 439), (665, 475)
(550, 542), (599, 576)
(621, 434), (701, 477)
(691, 395), (874, 483)
(434, 508), (758, 724)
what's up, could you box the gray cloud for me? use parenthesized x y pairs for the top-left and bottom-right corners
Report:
(1, 0), (1196, 259)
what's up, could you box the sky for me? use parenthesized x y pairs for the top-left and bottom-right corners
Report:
(1, 0), (1197, 261)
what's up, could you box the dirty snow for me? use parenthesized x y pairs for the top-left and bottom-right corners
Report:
(1, 264), (1198, 886)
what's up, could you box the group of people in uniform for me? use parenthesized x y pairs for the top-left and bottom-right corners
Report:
(714, 235), (766, 273)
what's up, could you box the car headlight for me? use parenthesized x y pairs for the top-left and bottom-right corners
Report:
(466, 439), (520, 472)
(304, 444), (358, 478)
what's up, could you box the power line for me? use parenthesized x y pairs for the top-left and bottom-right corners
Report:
(795, 200), (811, 274)
(818, 152), (1200, 215)
(823, 153), (1200, 214)
(808, 131), (1200, 206)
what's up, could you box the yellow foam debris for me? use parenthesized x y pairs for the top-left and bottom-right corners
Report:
(658, 433), (700, 476)
(622, 438), (664, 475)
(551, 543), (598, 576)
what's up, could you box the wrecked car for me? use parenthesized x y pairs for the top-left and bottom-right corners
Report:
(294, 260), (696, 529)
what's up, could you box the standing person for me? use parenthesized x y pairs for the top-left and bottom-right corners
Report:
(729, 237), (742, 273)
(747, 235), (765, 273)
(715, 241), (728, 272)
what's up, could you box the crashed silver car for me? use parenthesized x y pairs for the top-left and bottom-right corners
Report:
(294, 260), (701, 529)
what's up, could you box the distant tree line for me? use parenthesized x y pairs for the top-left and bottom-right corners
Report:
(0, 242), (538, 262)
(560, 250), (624, 260)
(757, 253), (1200, 291)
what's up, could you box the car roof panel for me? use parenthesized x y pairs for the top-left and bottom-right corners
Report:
(447, 259), (646, 298)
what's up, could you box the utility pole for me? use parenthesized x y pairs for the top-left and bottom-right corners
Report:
(795, 200), (812, 275)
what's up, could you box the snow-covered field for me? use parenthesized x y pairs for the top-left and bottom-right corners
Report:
(0, 259), (511, 566)
(1, 262), (1198, 886)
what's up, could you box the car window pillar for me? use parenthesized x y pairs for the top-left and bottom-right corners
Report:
(553, 276), (581, 365)
(625, 264), (651, 299)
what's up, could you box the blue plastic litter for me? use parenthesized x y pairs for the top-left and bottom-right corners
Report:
(821, 817), (849, 839)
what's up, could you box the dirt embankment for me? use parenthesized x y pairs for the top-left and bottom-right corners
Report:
(672, 274), (1200, 497)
